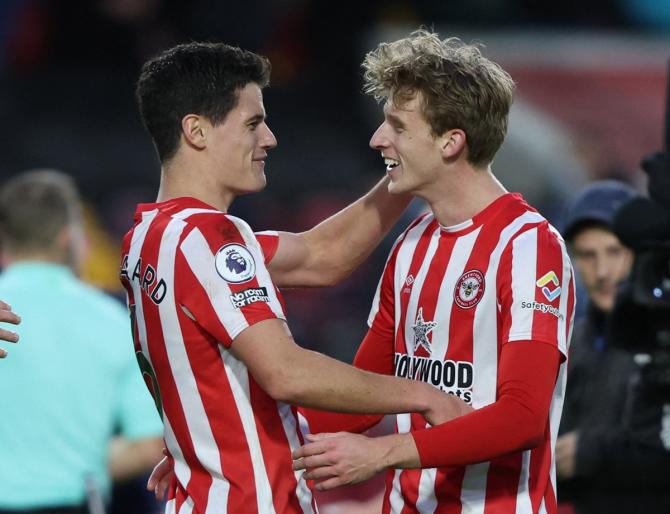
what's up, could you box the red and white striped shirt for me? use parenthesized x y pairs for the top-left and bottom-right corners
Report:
(366, 193), (575, 514)
(120, 197), (315, 514)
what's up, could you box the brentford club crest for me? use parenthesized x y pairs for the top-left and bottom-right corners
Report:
(454, 269), (485, 309)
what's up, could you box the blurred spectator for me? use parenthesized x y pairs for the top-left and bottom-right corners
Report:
(557, 180), (670, 513)
(0, 169), (163, 514)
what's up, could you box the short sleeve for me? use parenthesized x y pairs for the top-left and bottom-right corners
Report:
(175, 214), (286, 347)
(497, 224), (575, 358)
(254, 230), (279, 264)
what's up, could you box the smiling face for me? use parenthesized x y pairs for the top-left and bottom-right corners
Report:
(207, 82), (277, 196)
(369, 92), (450, 197)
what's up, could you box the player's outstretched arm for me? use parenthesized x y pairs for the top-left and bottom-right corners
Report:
(231, 318), (467, 423)
(0, 300), (20, 358)
(292, 341), (561, 490)
(267, 177), (411, 288)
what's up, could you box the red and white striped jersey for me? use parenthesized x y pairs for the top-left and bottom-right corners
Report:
(120, 197), (315, 514)
(367, 193), (575, 514)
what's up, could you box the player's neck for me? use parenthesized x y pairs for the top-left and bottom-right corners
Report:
(157, 157), (234, 213)
(427, 165), (507, 227)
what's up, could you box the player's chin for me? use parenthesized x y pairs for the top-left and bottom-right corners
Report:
(236, 176), (267, 196)
(387, 177), (410, 195)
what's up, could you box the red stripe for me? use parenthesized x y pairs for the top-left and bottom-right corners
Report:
(248, 380), (305, 513)
(398, 469), (422, 514)
(531, 225), (562, 345)
(433, 468), (465, 514)
(255, 232), (279, 263)
(483, 453), (522, 513)
(496, 235), (515, 345)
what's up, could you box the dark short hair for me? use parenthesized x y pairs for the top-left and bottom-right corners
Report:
(0, 169), (81, 254)
(136, 42), (271, 163)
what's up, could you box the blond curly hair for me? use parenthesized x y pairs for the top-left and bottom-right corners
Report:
(363, 29), (515, 167)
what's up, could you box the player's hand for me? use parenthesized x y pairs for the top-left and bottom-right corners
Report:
(147, 449), (174, 500)
(292, 432), (390, 491)
(423, 390), (473, 426)
(556, 430), (578, 479)
(0, 300), (20, 358)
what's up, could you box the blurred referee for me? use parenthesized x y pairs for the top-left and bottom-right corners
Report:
(0, 170), (163, 514)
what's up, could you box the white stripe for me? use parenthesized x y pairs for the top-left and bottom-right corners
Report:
(472, 211), (544, 409)
(390, 216), (434, 340)
(508, 228), (539, 340)
(552, 225), (573, 356)
(460, 462), (489, 514)
(389, 414), (412, 513)
(155, 217), (230, 514)
(180, 226), (285, 341)
(367, 219), (425, 327)
(127, 209), (159, 376)
(180, 228), (249, 337)
(173, 208), (221, 220)
(164, 417), (191, 500)
(165, 498), (176, 514)
(402, 224), (440, 358)
(515, 450), (533, 514)
(178, 496), (195, 514)
(255, 229), (279, 237)
(547, 362), (568, 510)
(389, 470), (405, 514)
(429, 226), (481, 361)
(219, 348), (276, 514)
(416, 468), (438, 513)
(277, 404), (316, 514)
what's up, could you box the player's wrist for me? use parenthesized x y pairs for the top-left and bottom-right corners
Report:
(378, 433), (420, 470)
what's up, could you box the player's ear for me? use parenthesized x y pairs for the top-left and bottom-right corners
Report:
(181, 114), (208, 150)
(440, 129), (466, 160)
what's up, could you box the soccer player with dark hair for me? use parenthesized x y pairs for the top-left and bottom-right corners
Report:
(125, 42), (469, 514)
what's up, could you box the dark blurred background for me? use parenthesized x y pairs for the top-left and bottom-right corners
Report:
(0, 2), (668, 511)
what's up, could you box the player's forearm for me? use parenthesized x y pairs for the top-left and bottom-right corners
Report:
(376, 433), (422, 470)
(411, 342), (559, 468)
(298, 177), (410, 285)
(412, 395), (545, 468)
(268, 347), (434, 416)
(108, 436), (164, 481)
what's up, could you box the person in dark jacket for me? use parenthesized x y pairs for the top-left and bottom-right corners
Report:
(558, 180), (670, 514)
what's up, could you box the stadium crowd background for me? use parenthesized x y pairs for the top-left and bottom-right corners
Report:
(0, 0), (669, 513)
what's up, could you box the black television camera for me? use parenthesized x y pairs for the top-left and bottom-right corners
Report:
(609, 64), (670, 393)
